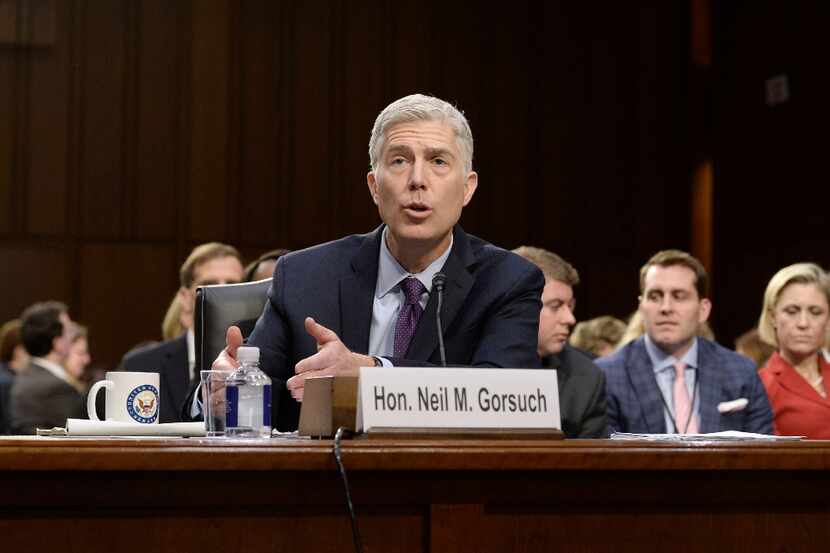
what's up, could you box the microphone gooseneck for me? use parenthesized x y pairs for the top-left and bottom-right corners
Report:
(432, 273), (447, 367)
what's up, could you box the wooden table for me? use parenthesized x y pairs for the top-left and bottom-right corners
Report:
(1, 436), (829, 552)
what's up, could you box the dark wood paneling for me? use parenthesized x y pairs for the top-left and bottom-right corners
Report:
(1, 0), (704, 368)
(711, 2), (830, 347)
(388, 0), (432, 97)
(334, 0), (385, 238)
(0, 42), (15, 235)
(26, 0), (70, 236)
(455, 5), (530, 248)
(189, 0), (229, 241)
(0, 245), (70, 324)
(79, 0), (127, 239)
(287, 0), (332, 247)
(4, 440), (830, 553)
(132, 0), (180, 240)
(236, 0), (284, 247)
(1, 513), (425, 553)
(78, 243), (177, 368)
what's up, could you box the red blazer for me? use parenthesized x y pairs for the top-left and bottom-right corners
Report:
(759, 352), (830, 439)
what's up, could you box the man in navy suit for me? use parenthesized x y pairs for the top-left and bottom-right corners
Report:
(596, 250), (773, 435)
(214, 94), (544, 431)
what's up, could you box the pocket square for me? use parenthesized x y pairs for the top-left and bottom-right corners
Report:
(718, 398), (748, 413)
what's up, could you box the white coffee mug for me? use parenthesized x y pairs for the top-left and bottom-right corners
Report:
(87, 371), (160, 424)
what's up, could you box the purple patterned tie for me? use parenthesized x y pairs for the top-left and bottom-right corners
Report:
(393, 277), (426, 358)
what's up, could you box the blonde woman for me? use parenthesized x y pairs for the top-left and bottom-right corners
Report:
(758, 263), (830, 438)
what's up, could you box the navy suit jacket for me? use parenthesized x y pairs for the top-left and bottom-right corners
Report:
(596, 337), (773, 434)
(121, 334), (190, 424)
(249, 224), (545, 431)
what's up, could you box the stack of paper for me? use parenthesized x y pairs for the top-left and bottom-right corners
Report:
(610, 431), (803, 441)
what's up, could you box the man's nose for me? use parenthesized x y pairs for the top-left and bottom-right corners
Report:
(563, 305), (576, 326)
(659, 296), (674, 312)
(408, 158), (427, 190)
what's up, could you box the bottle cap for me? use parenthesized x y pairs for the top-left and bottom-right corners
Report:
(237, 346), (260, 364)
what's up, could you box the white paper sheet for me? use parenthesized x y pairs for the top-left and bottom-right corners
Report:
(66, 419), (206, 437)
(610, 430), (802, 441)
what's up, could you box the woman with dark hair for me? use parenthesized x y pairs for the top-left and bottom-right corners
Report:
(244, 248), (290, 282)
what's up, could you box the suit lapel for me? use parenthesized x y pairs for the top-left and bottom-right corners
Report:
(696, 340), (722, 432)
(626, 339), (668, 433)
(407, 226), (474, 361)
(339, 227), (381, 354)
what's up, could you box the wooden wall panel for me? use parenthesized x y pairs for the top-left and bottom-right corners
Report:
(287, 0), (332, 248)
(78, 243), (177, 369)
(132, 0), (181, 240)
(25, 0), (70, 236)
(2, 0), (703, 368)
(334, 0), (385, 238)
(236, 0), (284, 248)
(0, 45), (14, 235)
(711, 1), (830, 346)
(79, 0), (127, 239)
(388, 1), (431, 101)
(455, 5), (531, 249)
(0, 245), (70, 325)
(189, 0), (229, 241)
(533, 2), (582, 252)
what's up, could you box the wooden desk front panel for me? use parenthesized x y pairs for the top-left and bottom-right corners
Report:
(1, 438), (829, 552)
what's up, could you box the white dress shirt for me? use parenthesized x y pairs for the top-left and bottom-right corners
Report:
(369, 227), (453, 364)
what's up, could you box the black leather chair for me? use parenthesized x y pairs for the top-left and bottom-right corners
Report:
(194, 278), (271, 373)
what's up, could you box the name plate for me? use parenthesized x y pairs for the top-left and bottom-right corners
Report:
(357, 367), (560, 432)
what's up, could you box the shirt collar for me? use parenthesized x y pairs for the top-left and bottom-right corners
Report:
(32, 356), (73, 385)
(375, 226), (453, 299)
(644, 334), (699, 374)
(187, 328), (195, 370)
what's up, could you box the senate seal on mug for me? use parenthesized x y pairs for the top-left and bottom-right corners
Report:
(126, 384), (159, 423)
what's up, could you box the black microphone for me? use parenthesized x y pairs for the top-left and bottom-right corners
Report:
(432, 272), (447, 367)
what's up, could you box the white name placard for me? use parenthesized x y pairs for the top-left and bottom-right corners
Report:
(356, 367), (560, 432)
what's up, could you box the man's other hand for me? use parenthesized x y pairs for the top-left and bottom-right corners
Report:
(287, 317), (374, 401)
(211, 325), (244, 371)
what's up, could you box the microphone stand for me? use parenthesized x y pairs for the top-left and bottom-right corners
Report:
(432, 273), (447, 367)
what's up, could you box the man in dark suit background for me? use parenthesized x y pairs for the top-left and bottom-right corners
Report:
(596, 250), (773, 434)
(212, 94), (544, 431)
(11, 302), (84, 434)
(513, 246), (609, 438)
(121, 242), (244, 423)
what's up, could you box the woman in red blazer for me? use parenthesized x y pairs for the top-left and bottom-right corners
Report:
(757, 263), (830, 439)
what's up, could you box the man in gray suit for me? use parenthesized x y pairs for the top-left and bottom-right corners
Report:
(11, 301), (85, 434)
(596, 250), (773, 435)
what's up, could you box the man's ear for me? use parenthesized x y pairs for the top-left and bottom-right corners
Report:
(177, 287), (193, 315)
(367, 171), (379, 205)
(698, 298), (712, 323)
(462, 171), (478, 206)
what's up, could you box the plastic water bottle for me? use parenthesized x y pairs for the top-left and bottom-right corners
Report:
(225, 346), (272, 438)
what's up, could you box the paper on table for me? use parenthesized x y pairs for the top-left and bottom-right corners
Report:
(66, 419), (206, 437)
(610, 431), (802, 441)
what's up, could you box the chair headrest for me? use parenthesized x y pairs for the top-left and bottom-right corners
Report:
(194, 278), (271, 374)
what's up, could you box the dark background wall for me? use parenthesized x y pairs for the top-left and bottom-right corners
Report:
(710, 1), (830, 348)
(0, 0), (824, 370)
